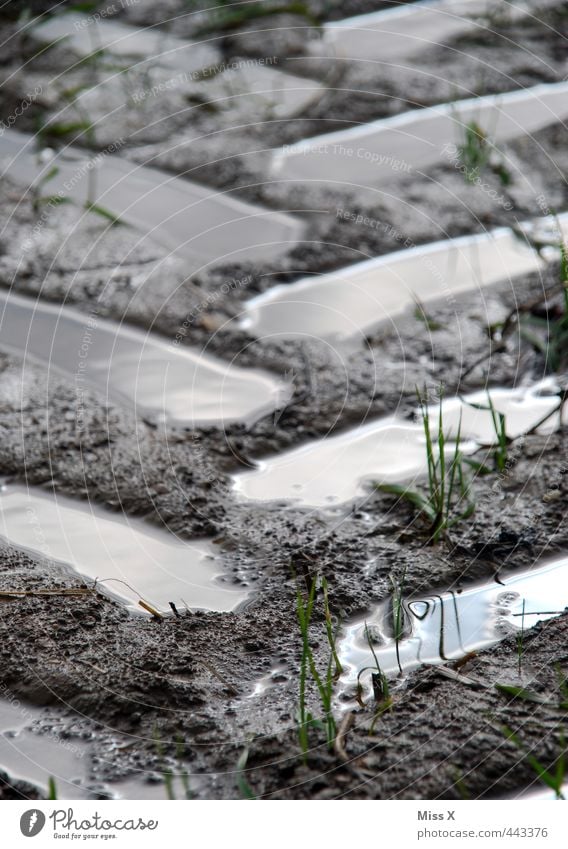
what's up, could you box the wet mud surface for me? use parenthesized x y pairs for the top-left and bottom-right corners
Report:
(0, 0), (567, 800)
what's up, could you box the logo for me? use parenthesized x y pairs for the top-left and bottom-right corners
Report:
(20, 810), (46, 837)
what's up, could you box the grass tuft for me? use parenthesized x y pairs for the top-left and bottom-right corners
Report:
(501, 725), (566, 799)
(84, 201), (123, 226)
(520, 222), (568, 373)
(461, 391), (509, 472)
(236, 746), (257, 800)
(296, 576), (340, 761)
(458, 120), (511, 187)
(377, 388), (475, 543)
(360, 622), (395, 733)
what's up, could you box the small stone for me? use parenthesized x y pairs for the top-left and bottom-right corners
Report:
(543, 490), (561, 503)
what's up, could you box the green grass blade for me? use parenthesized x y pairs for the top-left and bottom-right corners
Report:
(84, 202), (123, 226)
(495, 683), (550, 704)
(502, 725), (564, 797)
(236, 748), (257, 800)
(376, 483), (437, 522)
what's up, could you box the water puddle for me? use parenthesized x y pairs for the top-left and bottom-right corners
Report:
(0, 696), (91, 799)
(234, 416), (435, 508)
(0, 130), (303, 268)
(511, 782), (568, 801)
(321, 0), (557, 63)
(240, 226), (547, 341)
(0, 485), (248, 615)
(273, 81), (568, 182)
(433, 379), (564, 441)
(190, 63), (323, 121)
(338, 555), (568, 700)
(232, 380), (565, 508)
(247, 664), (290, 699)
(76, 64), (323, 137)
(0, 693), (199, 799)
(32, 13), (322, 121)
(0, 289), (288, 427)
(31, 9), (323, 128)
(31, 11), (220, 73)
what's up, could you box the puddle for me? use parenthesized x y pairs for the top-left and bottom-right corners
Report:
(0, 694), (199, 799)
(247, 664), (290, 699)
(34, 12), (322, 123)
(0, 485), (248, 615)
(511, 782), (568, 801)
(189, 63), (323, 121)
(31, 11), (220, 73)
(338, 555), (568, 700)
(234, 416), (435, 508)
(232, 380), (565, 508)
(240, 226), (546, 341)
(0, 696), (92, 799)
(0, 289), (288, 427)
(321, 0), (557, 63)
(0, 130), (303, 268)
(433, 378), (565, 441)
(273, 81), (568, 182)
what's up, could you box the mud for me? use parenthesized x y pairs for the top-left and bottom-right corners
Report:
(0, 0), (567, 801)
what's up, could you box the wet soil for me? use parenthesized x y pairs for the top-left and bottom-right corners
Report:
(0, 1), (567, 800)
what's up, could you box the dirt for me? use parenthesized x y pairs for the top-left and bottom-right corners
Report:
(0, 1), (567, 800)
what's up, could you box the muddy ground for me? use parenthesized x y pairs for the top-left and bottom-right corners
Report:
(0, 1), (567, 799)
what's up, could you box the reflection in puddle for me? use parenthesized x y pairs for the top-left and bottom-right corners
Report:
(0, 290), (288, 427)
(0, 486), (248, 615)
(234, 417), (442, 508)
(0, 130), (303, 268)
(338, 556), (568, 700)
(233, 380), (565, 508)
(33, 12), (323, 124)
(240, 226), (548, 341)
(511, 781), (568, 801)
(0, 694), (198, 799)
(437, 378), (564, 441)
(273, 81), (568, 182)
(31, 11), (221, 72)
(0, 696), (91, 799)
(323, 0), (480, 63)
(321, 0), (556, 63)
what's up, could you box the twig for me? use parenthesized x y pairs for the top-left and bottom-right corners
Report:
(334, 711), (355, 763)
(196, 660), (238, 697)
(434, 665), (487, 689)
(0, 587), (94, 598)
(138, 600), (164, 620)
